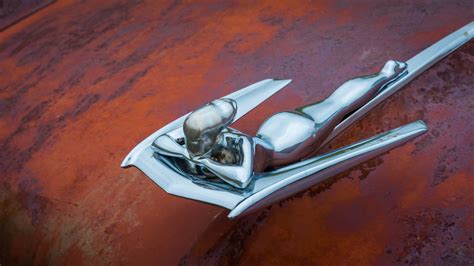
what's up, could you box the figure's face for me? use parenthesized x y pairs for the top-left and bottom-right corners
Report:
(183, 98), (237, 157)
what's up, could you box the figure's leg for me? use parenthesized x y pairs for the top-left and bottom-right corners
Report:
(293, 60), (407, 150)
(298, 60), (407, 124)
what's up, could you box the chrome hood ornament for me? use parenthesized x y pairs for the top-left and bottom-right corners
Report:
(122, 22), (473, 218)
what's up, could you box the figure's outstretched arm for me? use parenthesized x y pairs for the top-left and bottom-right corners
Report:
(197, 136), (254, 188)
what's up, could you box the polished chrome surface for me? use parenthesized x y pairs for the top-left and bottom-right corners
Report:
(229, 120), (428, 218)
(121, 78), (291, 168)
(259, 60), (407, 167)
(163, 60), (407, 189)
(183, 98), (237, 156)
(121, 22), (473, 218)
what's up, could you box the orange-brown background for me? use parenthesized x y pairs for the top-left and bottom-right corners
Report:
(0, 1), (473, 265)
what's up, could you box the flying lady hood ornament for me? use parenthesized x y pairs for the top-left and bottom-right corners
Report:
(122, 22), (473, 218)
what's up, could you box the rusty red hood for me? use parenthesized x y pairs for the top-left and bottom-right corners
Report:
(0, 1), (473, 264)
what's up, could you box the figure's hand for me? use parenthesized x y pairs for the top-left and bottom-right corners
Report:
(153, 134), (186, 158)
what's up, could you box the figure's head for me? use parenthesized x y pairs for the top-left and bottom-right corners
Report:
(183, 98), (237, 156)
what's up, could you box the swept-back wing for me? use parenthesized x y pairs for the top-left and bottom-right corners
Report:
(122, 79), (291, 167)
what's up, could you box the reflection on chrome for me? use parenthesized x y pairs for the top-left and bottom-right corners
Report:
(122, 22), (473, 218)
(155, 60), (407, 189)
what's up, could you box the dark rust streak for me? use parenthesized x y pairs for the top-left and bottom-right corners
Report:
(0, 0), (55, 32)
(17, 176), (50, 226)
(70, 94), (101, 118)
(0, 93), (101, 174)
(181, 210), (272, 265)
(20, 99), (52, 124)
(108, 67), (151, 100)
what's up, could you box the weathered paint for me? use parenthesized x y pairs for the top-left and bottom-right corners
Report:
(0, 0), (472, 265)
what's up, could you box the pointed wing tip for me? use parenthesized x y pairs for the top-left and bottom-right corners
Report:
(120, 157), (131, 168)
(255, 78), (292, 86)
(414, 120), (429, 132)
(272, 78), (292, 84)
(268, 78), (292, 89)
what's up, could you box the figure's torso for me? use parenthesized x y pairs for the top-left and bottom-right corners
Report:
(256, 111), (318, 167)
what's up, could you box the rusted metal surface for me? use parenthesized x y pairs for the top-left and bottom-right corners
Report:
(0, 1), (472, 265)
(0, 0), (55, 31)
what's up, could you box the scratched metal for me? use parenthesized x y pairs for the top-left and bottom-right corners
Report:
(0, 1), (472, 265)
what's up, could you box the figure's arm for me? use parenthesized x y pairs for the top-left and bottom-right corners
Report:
(152, 134), (186, 159)
(197, 136), (254, 188)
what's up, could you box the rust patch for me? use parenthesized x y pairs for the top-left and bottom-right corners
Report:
(0, 0), (473, 264)
(0, 0), (55, 31)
